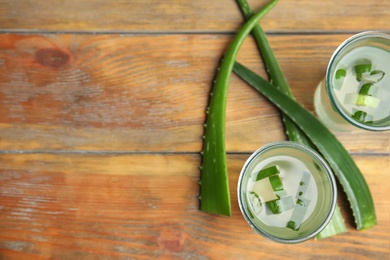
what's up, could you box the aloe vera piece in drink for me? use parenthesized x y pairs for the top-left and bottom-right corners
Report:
(254, 165), (280, 181)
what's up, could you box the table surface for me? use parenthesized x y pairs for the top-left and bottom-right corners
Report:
(0, 0), (389, 259)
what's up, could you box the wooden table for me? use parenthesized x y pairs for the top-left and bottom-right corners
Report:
(1, 0), (389, 259)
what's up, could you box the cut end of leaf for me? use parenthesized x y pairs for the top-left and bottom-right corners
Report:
(200, 204), (232, 216)
(315, 205), (347, 240)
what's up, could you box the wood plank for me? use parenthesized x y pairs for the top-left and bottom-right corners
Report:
(0, 0), (389, 32)
(1, 33), (389, 154)
(0, 153), (388, 259)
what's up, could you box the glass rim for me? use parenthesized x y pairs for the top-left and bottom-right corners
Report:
(325, 31), (390, 131)
(237, 141), (338, 244)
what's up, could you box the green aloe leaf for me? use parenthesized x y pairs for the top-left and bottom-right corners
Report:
(235, 0), (346, 238)
(199, 0), (279, 216)
(235, 0), (313, 147)
(233, 61), (377, 230)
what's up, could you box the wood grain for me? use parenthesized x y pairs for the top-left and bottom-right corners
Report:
(1, 0), (389, 258)
(0, 0), (389, 32)
(1, 34), (388, 153)
(0, 153), (388, 259)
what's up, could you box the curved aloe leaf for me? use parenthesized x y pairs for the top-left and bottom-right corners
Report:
(200, 0), (279, 216)
(235, 0), (313, 147)
(235, 0), (346, 238)
(233, 61), (377, 230)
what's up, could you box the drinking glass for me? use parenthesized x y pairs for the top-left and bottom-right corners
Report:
(314, 31), (390, 131)
(237, 141), (337, 244)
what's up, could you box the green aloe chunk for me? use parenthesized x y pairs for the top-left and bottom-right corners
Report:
(334, 68), (347, 90)
(255, 165), (279, 181)
(269, 175), (287, 197)
(335, 69), (347, 80)
(249, 191), (263, 215)
(266, 199), (281, 214)
(354, 61), (372, 82)
(352, 110), (368, 121)
(199, 0), (278, 216)
(344, 93), (380, 108)
(250, 191), (261, 200)
(359, 83), (374, 96)
(269, 175), (284, 192)
(233, 61), (377, 230)
(356, 94), (380, 107)
(287, 197), (311, 231)
(361, 70), (385, 83)
(266, 196), (294, 215)
(354, 59), (385, 83)
(287, 221), (297, 231)
(352, 110), (374, 124)
(355, 63), (372, 74)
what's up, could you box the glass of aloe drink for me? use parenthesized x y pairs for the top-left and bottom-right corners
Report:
(314, 31), (390, 131)
(237, 141), (337, 244)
